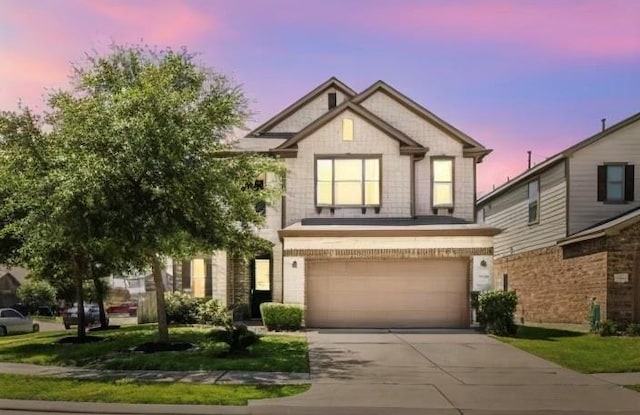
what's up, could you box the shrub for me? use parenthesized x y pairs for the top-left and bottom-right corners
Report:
(260, 302), (303, 331)
(164, 292), (203, 324)
(210, 322), (259, 353)
(477, 290), (518, 336)
(599, 320), (618, 337)
(197, 299), (226, 326)
(625, 323), (640, 336)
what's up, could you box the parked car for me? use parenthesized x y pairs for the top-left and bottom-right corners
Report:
(62, 304), (108, 329)
(106, 302), (138, 317)
(0, 308), (39, 335)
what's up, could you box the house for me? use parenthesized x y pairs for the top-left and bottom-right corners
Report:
(0, 266), (29, 307)
(176, 77), (498, 328)
(477, 112), (640, 325)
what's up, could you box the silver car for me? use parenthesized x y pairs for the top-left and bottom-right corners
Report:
(0, 308), (40, 335)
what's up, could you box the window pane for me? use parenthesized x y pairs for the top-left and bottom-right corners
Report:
(364, 159), (380, 181)
(365, 181), (380, 205)
(607, 165), (623, 182)
(335, 182), (363, 204)
(434, 183), (453, 206)
(528, 181), (538, 199)
(334, 159), (362, 181)
(433, 159), (452, 182)
(342, 118), (354, 141)
(529, 201), (538, 223)
(317, 159), (333, 181)
(607, 183), (623, 200)
(317, 181), (332, 204)
(254, 259), (270, 291)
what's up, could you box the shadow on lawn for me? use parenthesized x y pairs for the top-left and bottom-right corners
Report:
(515, 326), (586, 341)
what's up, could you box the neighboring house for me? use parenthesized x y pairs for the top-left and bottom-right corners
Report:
(176, 77), (498, 328)
(477, 112), (640, 325)
(0, 266), (29, 307)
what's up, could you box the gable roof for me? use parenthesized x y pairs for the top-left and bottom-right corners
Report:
(558, 205), (640, 246)
(353, 80), (491, 158)
(271, 100), (428, 157)
(247, 77), (356, 137)
(478, 110), (640, 206)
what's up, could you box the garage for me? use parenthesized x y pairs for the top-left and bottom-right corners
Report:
(305, 259), (469, 328)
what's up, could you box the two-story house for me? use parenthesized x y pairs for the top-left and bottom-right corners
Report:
(477, 112), (640, 325)
(177, 77), (497, 328)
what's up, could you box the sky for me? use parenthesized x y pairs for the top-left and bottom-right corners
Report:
(1, 0), (639, 195)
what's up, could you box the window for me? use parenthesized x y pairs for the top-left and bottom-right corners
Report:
(432, 158), (453, 208)
(598, 164), (635, 203)
(254, 259), (271, 291)
(316, 157), (380, 206)
(342, 118), (354, 141)
(528, 179), (539, 224)
(0, 309), (21, 318)
(254, 173), (266, 216)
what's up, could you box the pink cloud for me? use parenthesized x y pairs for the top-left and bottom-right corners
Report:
(353, 0), (640, 60)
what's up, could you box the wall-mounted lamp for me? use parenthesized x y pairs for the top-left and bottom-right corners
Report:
(292, 260), (298, 269)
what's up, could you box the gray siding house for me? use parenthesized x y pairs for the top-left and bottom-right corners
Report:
(177, 77), (498, 328)
(477, 112), (640, 324)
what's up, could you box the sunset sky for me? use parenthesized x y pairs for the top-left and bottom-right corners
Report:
(1, 0), (639, 194)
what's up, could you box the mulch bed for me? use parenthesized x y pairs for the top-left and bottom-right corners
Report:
(132, 342), (194, 353)
(56, 336), (105, 344)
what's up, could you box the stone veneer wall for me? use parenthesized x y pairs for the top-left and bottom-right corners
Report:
(493, 246), (607, 324)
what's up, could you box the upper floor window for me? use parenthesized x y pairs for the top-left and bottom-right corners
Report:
(254, 173), (266, 216)
(316, 157), (380, 207)
(528, 179), (539, 224)
(432, 158), (454, 208)
(598, 163), (634, 203)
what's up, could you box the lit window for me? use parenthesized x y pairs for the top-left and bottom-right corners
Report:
(254, 259), (270, 291)
(316, 158), (380, 206)
(342, 118), (354, 141)
(432, 158), (453, 208)
(528, 180), (539, 224)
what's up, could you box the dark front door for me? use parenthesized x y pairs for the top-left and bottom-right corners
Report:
(251, 257), (272, 318)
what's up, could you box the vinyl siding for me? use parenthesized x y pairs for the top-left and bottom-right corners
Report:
(568, 120), (640, 234)
(483, 161), (567, 258)
(270, 88), (348, 133)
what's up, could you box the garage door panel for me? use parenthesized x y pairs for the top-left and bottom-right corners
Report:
(306, 259), (468, 328)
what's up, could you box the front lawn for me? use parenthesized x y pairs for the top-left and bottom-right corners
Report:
(0, 374), (309, 405)
(0, 325), (308, 373)
(498, 326), (640, 373)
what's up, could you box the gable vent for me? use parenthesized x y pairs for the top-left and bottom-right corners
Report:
(328, 92), (337, 109)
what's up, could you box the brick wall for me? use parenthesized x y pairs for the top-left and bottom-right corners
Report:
(493, 246), (607, 324)
(605, 222), (640, 323)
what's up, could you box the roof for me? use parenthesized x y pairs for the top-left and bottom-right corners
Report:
(478, 111), (640, 206)
(238, 77), (490, 162)
(557, 205), (640, 247)
(247, 77), (356, 137)
(301, 216), (472, 226)
(272, 101), (427, 156)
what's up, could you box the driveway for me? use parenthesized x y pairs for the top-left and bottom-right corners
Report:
(251, 330), (640, 414)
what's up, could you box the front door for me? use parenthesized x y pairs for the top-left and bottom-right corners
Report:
(251, 257), (272, 318)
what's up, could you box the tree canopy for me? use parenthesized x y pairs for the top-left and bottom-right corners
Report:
(0, 44), (283, 342)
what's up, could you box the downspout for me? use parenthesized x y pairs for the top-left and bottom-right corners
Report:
(410, 154), (416, 217)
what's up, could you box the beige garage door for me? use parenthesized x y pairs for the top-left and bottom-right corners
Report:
(306, 259), (469, 328)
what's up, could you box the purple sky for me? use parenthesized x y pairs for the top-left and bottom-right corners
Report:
(2, 0), (639, 195)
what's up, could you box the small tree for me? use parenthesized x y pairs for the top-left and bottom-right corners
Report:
(16, 279), (56, 314)
(477, 290), (518, 336)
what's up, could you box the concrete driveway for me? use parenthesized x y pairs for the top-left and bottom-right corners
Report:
(252, 330), (640, 414)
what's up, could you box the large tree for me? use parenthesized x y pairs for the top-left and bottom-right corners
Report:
(49, 44), (282, 343)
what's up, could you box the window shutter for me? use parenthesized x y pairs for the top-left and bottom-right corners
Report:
(597, 165), (606, 201)
(625, 164), (635, 201)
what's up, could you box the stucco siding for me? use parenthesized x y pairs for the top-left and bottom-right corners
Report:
(270, 88), (348, 133)
(284, 109), (412, 225)
(568, 121), (640, 235)
(484, 162), (567, 258)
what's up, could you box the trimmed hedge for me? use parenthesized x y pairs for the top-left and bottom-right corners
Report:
(477, 290), (518, 336)
(260, 302), (303, 331)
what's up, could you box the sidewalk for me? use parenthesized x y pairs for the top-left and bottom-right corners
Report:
(592, 372), (640, 386)
(0, 362), (309, 385)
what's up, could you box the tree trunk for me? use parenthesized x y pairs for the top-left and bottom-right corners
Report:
(150, 254), (169, 343)
(92, 272), (109, 329)
(73, 254), (86, 340)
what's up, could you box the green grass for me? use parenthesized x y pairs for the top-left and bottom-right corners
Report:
(498, 326), (640, 373)
(0, 374), (309, 405)
(628, 385), (640, 393)
(0, 325), (308, 372)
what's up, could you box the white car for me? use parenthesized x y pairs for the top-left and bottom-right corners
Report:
(0, 308), (40, 335)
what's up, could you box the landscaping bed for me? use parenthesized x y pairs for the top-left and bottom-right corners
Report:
(497, 326), (640, 373)
(0, 324), (308, 373)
